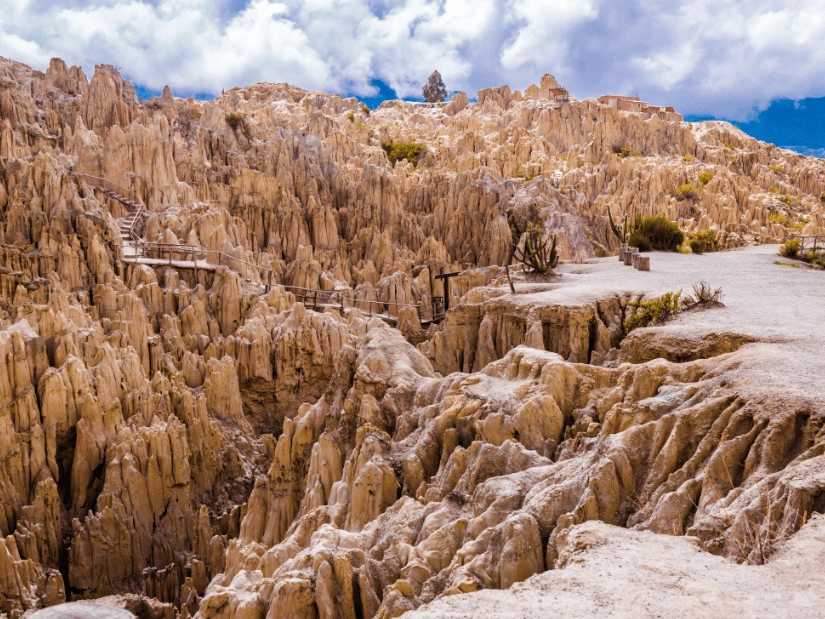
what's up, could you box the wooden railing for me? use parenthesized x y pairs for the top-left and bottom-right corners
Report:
(73, 172), (430, 322)
(71, 172), (134, 195)
(789, 235), (825, 252)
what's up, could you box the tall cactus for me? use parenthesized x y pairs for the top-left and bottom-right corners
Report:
(607, 206), (637, 243)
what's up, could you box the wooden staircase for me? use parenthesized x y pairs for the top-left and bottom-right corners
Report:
(71, 172), (431, 326)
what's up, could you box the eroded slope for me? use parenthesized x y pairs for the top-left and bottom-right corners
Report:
(1, 54), (824, 619)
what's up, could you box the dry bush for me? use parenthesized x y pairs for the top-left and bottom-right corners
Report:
(382, 142), (425, 166)
(682, 281), (723, 308)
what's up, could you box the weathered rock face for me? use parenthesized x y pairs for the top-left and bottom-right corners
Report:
(198, 336), (825, 619)
(404, 515), (825, 619)
(1, 53), (825, 619)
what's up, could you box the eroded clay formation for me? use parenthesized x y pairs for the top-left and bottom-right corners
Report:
(1, 55), (824, 619)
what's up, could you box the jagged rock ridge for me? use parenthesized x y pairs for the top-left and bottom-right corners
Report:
(1, 54), (824, 619)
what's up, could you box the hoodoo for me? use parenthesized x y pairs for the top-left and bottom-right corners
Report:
(1, 54), (824, 619)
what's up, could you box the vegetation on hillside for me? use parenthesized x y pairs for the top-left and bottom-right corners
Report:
(608, 208), (685, 252)
(624, 282), (723, 333)
(689, 230), (721, 254)
(382, 142), (425, 166)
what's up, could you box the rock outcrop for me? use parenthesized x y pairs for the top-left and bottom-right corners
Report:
(1, 53), (824, 619)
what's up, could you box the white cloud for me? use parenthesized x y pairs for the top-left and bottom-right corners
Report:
(1, 0), (825, 118)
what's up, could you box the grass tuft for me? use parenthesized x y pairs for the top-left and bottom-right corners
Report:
(624, 283), (722, 333)
(624, 291), (682, 333)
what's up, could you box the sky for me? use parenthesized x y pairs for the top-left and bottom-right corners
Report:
(2, 0), (825, 151)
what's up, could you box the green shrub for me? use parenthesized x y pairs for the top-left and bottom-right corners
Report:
(779, 238), (801, 258)
(800, 249), (825, 268)
(769, 212), (790, 225)
(675, 183), (697, 200)
(688, 229), (720, 254)
(382, 142), (425, 166)
(630, 216), (685, 252)
(628, 230), (652, 252)
(361, 105), (371, 115)
(624, 291), (683, 333)
(820, 193), (825, 203)
(803, 249), (821, 262)
(768, 186), (779, 194)
(624, 283), (723, 333)
(682, 154), (694, 162)
(346, 111), (355, 122)
(698, 171), (714, 187)
(769, 165), (784, 173)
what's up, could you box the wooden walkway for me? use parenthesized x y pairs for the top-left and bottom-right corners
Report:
(75, 174), (430, 326)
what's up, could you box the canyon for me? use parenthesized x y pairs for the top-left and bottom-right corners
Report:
(1, 54), (825, 618)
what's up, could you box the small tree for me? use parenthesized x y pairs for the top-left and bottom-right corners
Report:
(422, 70), (447, 103)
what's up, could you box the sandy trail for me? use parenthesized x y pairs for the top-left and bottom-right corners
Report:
(507, 245), (825, 402)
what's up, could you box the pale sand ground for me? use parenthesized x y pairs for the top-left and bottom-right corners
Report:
(406, 515), (825, 619)
(28, 601), (135, 618)
(512, 245), (825, 402)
